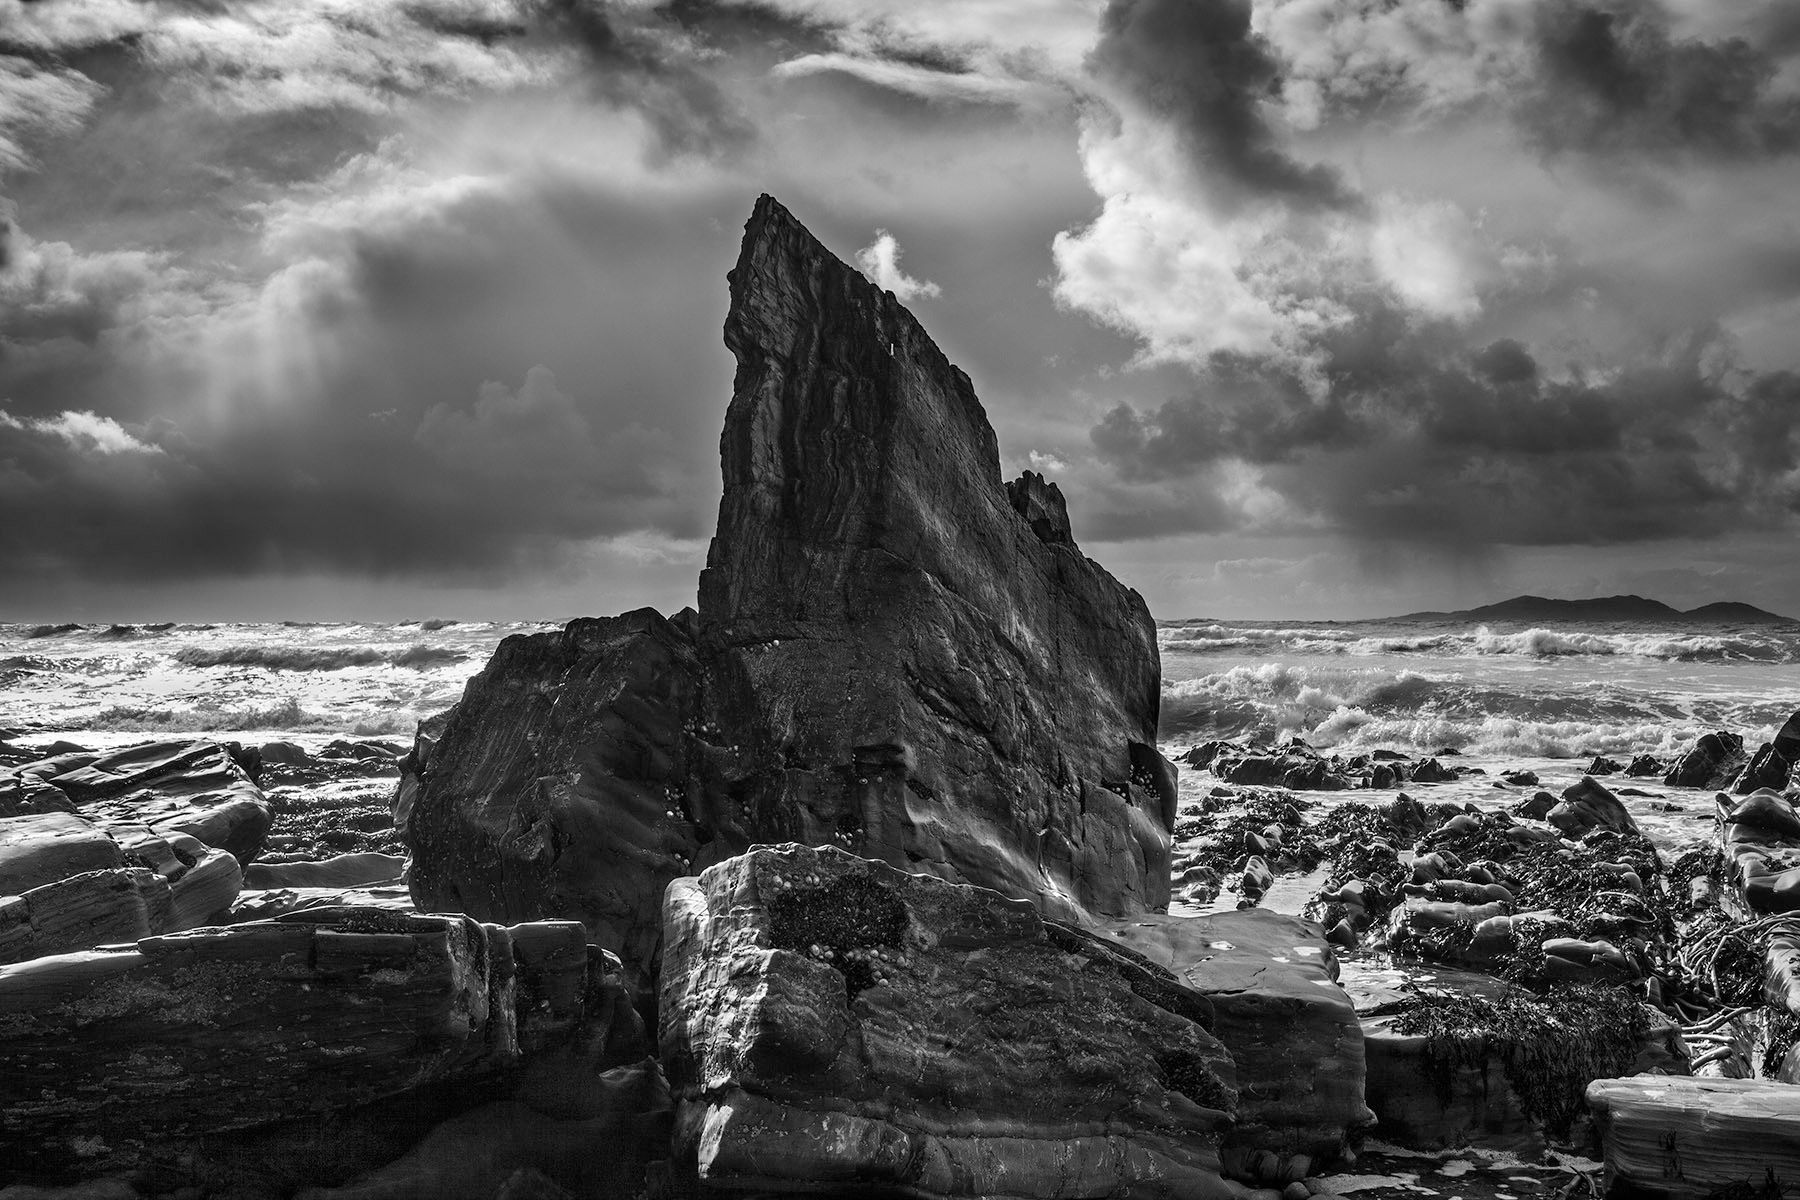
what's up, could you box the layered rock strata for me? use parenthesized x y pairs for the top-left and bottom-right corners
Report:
(1, 811), (245, 967)
(403, 195), (1175, 987)
(659, 843), (1238, 1199)
(3, 740), (272, 864)
(0, 908), (606, 1175)
(1587, 1076), (1800, 1200)
(1105, 910), (1373, 1177)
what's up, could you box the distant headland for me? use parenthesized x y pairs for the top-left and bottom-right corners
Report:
(1395, 593), (1794, 624)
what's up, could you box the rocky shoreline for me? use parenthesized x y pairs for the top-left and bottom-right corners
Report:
(4, 198), (1799, 1200)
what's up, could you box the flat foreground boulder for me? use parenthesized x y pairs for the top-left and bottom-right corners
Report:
(1105, 910), (1372, 1178)
(6, 740), (271, 864)
(659, 843), (1239, 1199)
(0, 812), (122, 894)
(0, 909), (600, 1174)
(1587, 1076), (1800, 1199)
(0, 811), (243, 966)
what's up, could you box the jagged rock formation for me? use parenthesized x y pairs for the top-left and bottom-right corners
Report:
(1664, 730), (1746, 789)
(659, 843), (1237, 1199)
(403, 195), (1175, 986)
(699, 193), (1171, 918)
(403, 609), (721, 991)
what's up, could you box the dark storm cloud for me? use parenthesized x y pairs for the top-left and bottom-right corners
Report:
(1089, 0), (1358, 211)
(0, 168), (739, 583)
(0, 0), (762, 591)
(1088, 309), (1800, 546)
(1520, 2), (1800, 161)
(535, 0), (756, 155)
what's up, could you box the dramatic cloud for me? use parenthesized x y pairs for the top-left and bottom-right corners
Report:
(1520, 3), (1800, 161)
(854, 229), (942, 301)
(1089, 0), (1356, 212)
(771, 53), (1063, 108)
(1045, 0), (1800, 574)
(0, 408), (163, 456)
(2, 0), (1799, 616)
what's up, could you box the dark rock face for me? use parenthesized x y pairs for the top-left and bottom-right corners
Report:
(659, 843), (1237, 1199)
(1735, 742), (1795, 794)
(1663, 730), (1746, 789)
(1549, 776), (1641, 839)
(1733, 711), (1800, 795)
(403, 196), (1175, 984)
(0, 910), (616, 1176)
(404, 609), (726, 990)
(698, 195), (1172, 920)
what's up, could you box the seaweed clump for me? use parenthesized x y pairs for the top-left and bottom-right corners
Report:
(1388, 983), (1649, 1140)
(1156, 1047), (1235, 1114)
(1705, 1170), (1790, 1200)
(767, 871), (908, 996)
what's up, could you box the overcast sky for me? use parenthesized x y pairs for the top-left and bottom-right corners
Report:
(3, 0), (1798, 621)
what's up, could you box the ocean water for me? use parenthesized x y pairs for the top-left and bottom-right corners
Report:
(1158, 616), (1800, 761)
(5, 614), (1797, 763)
(0, 619), (555, 748)
(6, 613), (1796, 869)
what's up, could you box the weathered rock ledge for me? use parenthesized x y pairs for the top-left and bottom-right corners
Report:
(659, 842), (1239, 1199)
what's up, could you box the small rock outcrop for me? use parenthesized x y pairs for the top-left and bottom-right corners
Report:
(403, 196), (1176, 987)
(1547, 776), (1641, 839)
(1732, 709), (1800, 794)
(659, 843), (1238, 1199)
(1664, 730), (1747, 789)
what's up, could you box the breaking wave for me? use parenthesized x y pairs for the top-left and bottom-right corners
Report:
(1158, 620), (1793, 662)
(79, 696), (418, 736)
(1159, 664), (1449, 739)
(172, 644), (465, 671)
(1468, 626), (1771, 660)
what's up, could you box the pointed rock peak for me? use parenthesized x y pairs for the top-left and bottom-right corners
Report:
(701, 193), (1174, 921)
(1007, 470), (1074, 547)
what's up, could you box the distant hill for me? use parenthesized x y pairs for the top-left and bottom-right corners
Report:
(1397, 594), (1794, 624)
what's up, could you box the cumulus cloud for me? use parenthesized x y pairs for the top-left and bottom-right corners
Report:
(1089, 0), (1356, 213)
(1254, 0), (1800, 166)
(1087, 311), (1800, 545)
(1520, 2), (1800, 162)
(0, 409), (163, 455)
(773, 53), (1063, 108)
(1046, 0), (1800, 557)
(0, 57), (105, 172)
(3, 0), (1799, 613)
(418, 366), (598, 479)
(855, 229), (942, 301)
